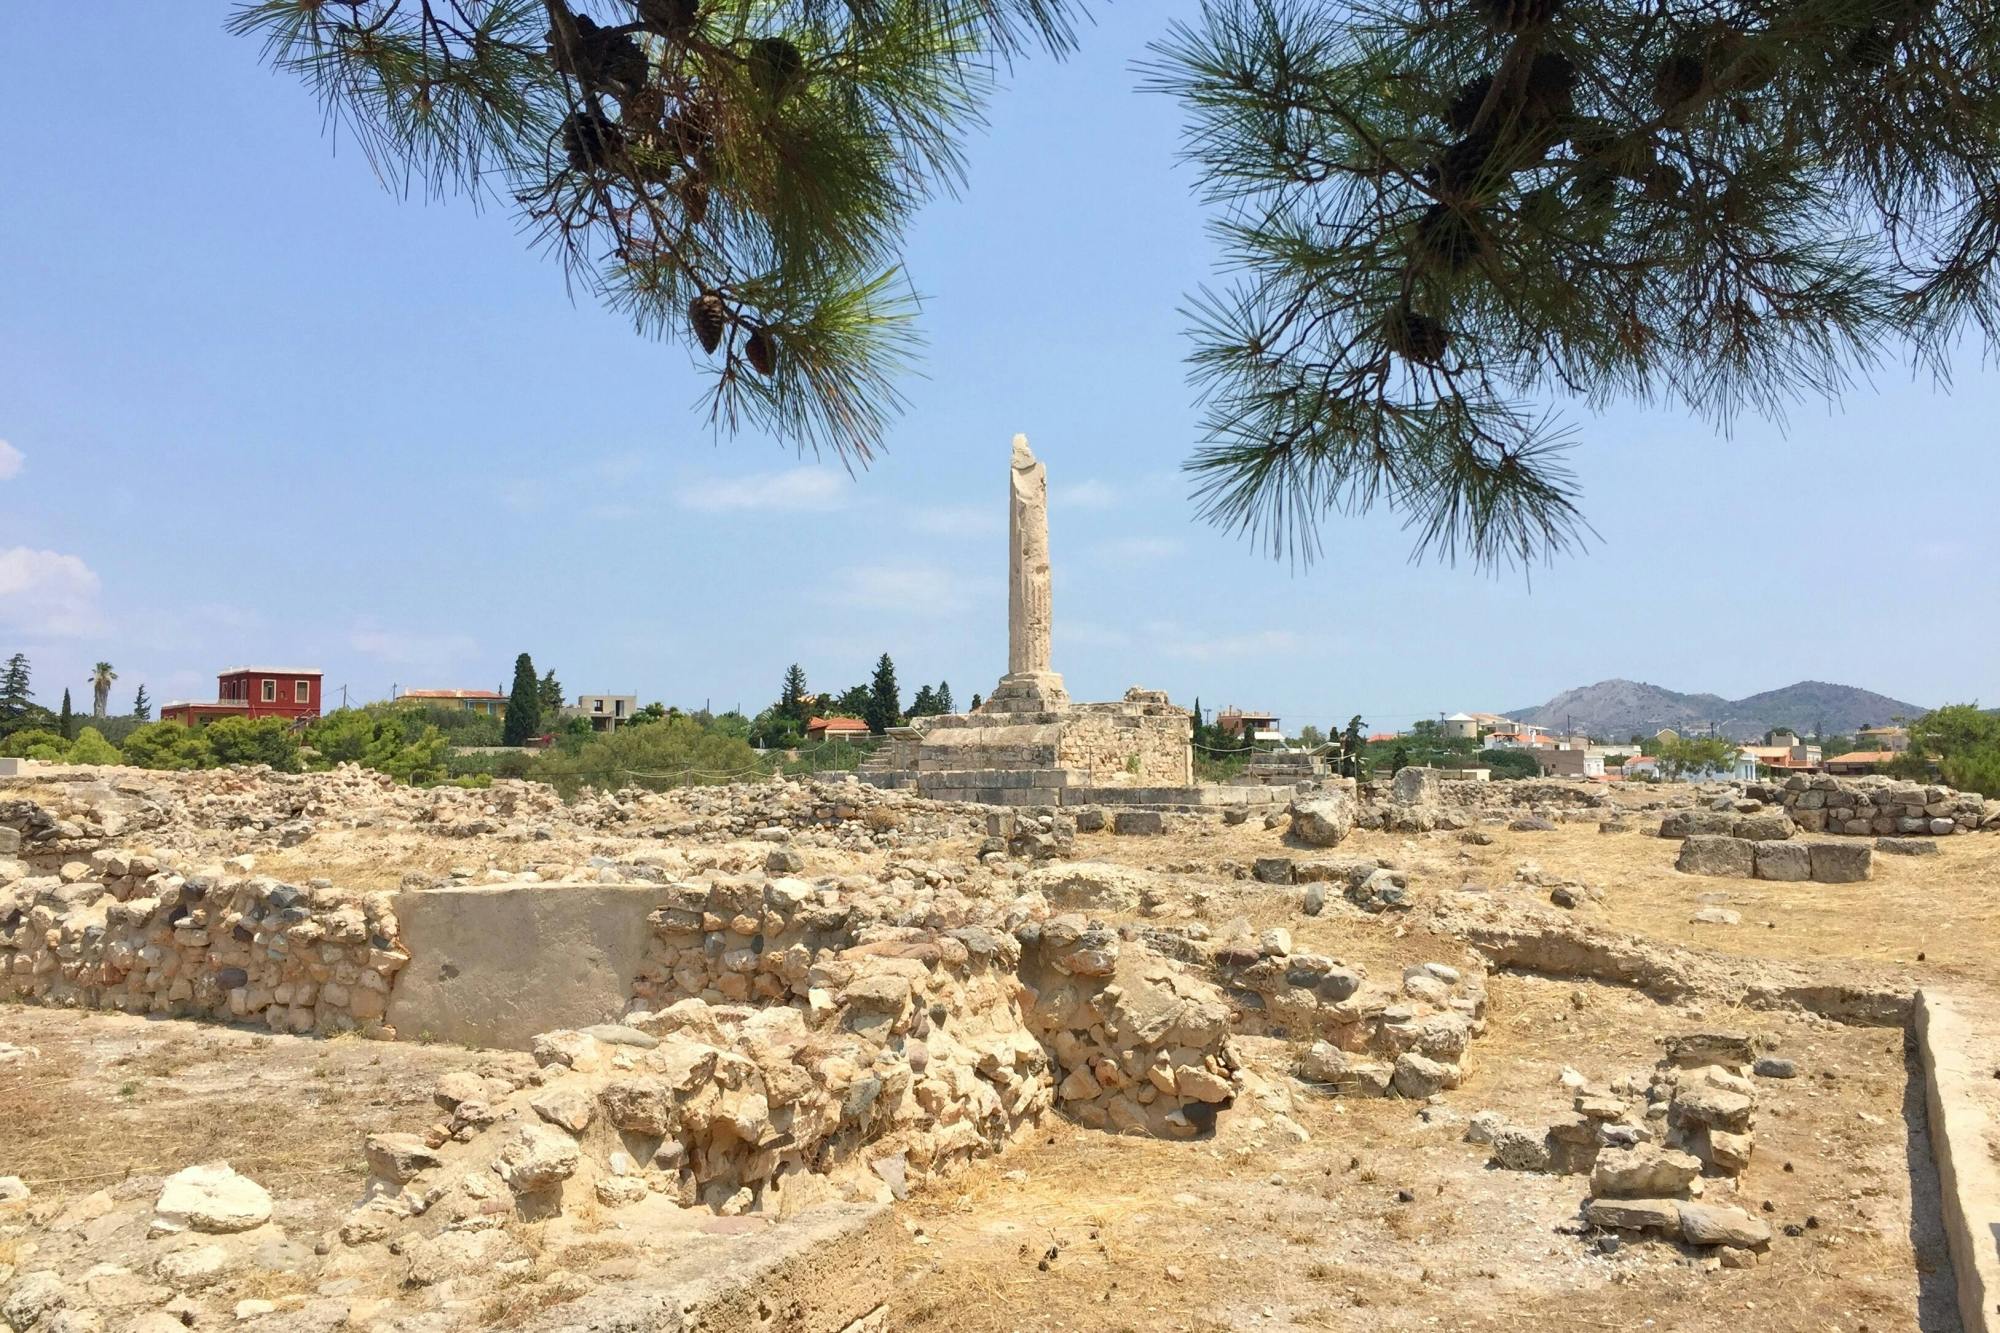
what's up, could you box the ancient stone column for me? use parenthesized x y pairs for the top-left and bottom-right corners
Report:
(1009, 434), (1053, 677)
(987, 434), (1067, 714)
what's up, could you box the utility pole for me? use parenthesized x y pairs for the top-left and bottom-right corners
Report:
(339, 684), (350, 709)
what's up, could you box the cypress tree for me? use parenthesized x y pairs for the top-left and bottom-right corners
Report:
(537, 669), (565, 719)
(968, 692), (983, 712)
(864, 653), (901, 734)
(935, 681), (954, 714)
(132, 684), (151, 721)
(910, 684), (937, 717)
(59, 688), (74, 741)
(503, 653), (541, 746)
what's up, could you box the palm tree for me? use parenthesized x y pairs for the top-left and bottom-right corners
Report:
(91, 661), (116, 718)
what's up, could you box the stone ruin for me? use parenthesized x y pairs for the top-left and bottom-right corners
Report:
(861, 437), (1282, 819)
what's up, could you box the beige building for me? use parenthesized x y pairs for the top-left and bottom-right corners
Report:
(567, 694), (637, 732)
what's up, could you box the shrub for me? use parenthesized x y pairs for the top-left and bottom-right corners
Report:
(0, 728), (67, 761)
(533, 715), (763, 795)
(305, 709), (449, 783)
(121, 722), (215, 770)
(65, 726), (122, 765)
(1476, 748), (1541, 780)
(204, 716), (303, 772)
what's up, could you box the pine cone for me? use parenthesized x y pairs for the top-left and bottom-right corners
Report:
(637, 0), (701, 40)
(678, 177), (711, 223)
(561, 110), (625, 171)
(621, 85), (666, 135)
(689, 292), (727, 354)
(1521, 53), (1577, 122)
(749, 37), (805, 101)
(665, 102), (714, 161)
(1384, 307), (1450, 366)
(745, 327), (778, 376)
(1651, 52), (1707, 112)
(1479, 0), (1560, 33)
(1445, 76), (1494, 134)
(1432, 129), (1502, 197)
(1415, 204), (1482, 271)
(549, 14), (648, 92)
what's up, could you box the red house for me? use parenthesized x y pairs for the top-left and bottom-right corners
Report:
(161, 666), (324, 727)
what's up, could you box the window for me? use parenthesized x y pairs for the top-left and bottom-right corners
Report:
(614, 699), (625, 716)
(295, 680), (310, 703)
(592, 699), (604, 712)
(262, 679), (276, 703)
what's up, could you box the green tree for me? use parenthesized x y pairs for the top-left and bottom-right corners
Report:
(910, 683), (938, 717)
(1889, 703), (2000, 795)
(1477, 747), (1541, 779)
(0, 653), (33, 736)
(935, 681), (954, 715)
(90, 662), (116, 718)
(968, 692), (983, 712)
(66, 726), (122, 766)
(537, 668), (566, 720)
(131, 684), (151, 721)
(0, 729), (66, 761)
(503, 653), (542, 746)
(1655, 734), (1737, 780)
(232, 0), (1092, 466)
(835, 684), (872, 717)
(1144, 2), (2000, 568)
(1297, 724), (1326, 748)
(1391, 743), (1411, 776)
(58, 689), (74, 741)
(306, 709), (448, 783)
(778, 664), (810, 723)
(864, 653), (901, 734)
(122, 722), (215, 771)
(1340, 715), (1367, 777)
(203, 717), (303, 772)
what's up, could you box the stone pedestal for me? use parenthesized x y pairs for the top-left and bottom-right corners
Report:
(981, 671), (1069, 716)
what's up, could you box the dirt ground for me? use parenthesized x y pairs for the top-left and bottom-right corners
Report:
(3, 782), (1989, 1332)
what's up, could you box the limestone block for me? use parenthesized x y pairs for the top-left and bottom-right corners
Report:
(1752, 840), (1811, 881)
(1807, 841), (1872, 883)
(1675, 835), (1754, 878)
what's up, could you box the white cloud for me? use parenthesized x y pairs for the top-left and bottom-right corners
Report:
(349, 624), (480, 673)
(1089, 536), (1183, 566)
(1053, 480), (1121, 510)
(0, 440), (21, 481)
(910, 504), (1003, 538)
(677, 467), (853, 513)
(1152, 624), (1305, 662)
(831, 563), (979, 615)
(0, 546), (104, 637)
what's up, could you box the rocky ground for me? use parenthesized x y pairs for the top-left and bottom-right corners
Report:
(2, 765), (1989, 1331)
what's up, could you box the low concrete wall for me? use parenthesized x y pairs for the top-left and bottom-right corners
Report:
(1916, 989), (1999, 1333)
(386, 882), (661, 1050)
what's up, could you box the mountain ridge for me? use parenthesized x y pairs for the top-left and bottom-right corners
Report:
(1502, 678), (1927, 742)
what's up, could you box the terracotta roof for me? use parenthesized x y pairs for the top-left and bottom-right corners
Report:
(401, 689), (507, 701)
(1827, 750), (1897, 764)
(807, 716), (870, 731)
(217, 666), (323, 676)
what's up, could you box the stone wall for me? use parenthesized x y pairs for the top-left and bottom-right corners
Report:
(1054, 695), (1193, 786)
(1754, 774), (1989, 837)
(0, 852), (406, 1035)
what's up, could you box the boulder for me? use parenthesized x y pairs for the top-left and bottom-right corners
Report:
(495, 1123), (581, 1192)
(1875, 838), (1938, 857)
(1807, 840), (1872, 883)
(1583, 1197), (1680, 1232)
(1752, 840), (1810, 881)
(1675, 835), (1754, 879)
(364, 1133), (442, 1184)
(1289, 793), (1355, 848)
(1676, 1201), (1771, 1249)
(1112, 811), (1164, 836)
(1730, 813), (1792, 842)
(1490, 1125), (1553, 1172)
(152, 1163), (272, 1235)
(1590, 1145), (1701, 1199)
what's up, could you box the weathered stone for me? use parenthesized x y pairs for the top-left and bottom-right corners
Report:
(1675, 835), (1754, 878)
(364, 1132), (442, 1184)
(1490, 1125), (1553, 1172)
(1590, 1145), (1701, 1199)
(1752, 840), (1811, 881)
(495, 1123), (581, 1192)
(1583, 1197), (1680, 1232)
(1807, 840), (1872, 883)
(152, 1163), (272, 1235)
(1676, 1201), (1771, 1249)
(1289, 794), (1355, 848)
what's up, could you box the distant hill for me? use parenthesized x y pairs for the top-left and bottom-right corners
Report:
(1504, 679), (1927, 742)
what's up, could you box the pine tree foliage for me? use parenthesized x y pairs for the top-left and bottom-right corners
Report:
(1144, 0), (2000, 569)
(935, 679), (954, 713)
(0, 655), (33, 734)
(865, 651), (901, 732)
(132, 685), (152, 721)
(230, 0), (1092, 464)
(538, 668), (566, 719)
(779, 663), (810, 720)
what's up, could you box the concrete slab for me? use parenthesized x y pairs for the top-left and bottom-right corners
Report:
(386, 882), (662, 1051)
(1916, 989), (2000, 1333)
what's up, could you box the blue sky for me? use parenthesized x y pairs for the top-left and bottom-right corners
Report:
(2, 4), (1994, 731)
